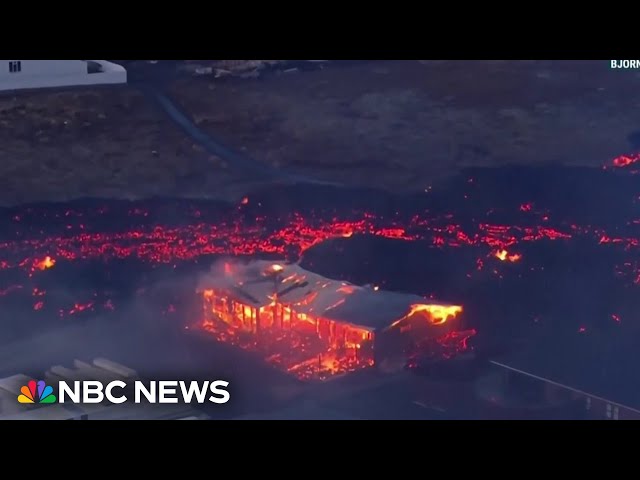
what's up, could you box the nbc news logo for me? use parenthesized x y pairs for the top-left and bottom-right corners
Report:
(17, 378), (230, 405)
(18, 380), (56, 404)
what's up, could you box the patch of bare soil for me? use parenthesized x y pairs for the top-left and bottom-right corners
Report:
(0, 86), (242, 206)
(170, 60), (640, 190)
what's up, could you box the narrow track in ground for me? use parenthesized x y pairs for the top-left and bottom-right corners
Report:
(138, 83), (342, 188)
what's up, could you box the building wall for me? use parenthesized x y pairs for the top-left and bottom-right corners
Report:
(0, 60), (86, 78)
(0, 60), (126, 92)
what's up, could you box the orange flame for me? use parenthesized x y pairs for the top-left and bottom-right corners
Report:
(201, 286), (375, 381)
(34, 256), (55, 271)
(494, 249), (521, 262)
(406, 304), (463, 325)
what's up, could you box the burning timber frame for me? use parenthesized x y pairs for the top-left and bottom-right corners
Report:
(198, 260), (463, 381)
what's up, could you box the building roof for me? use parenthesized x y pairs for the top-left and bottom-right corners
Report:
(198, 260), (460, 330)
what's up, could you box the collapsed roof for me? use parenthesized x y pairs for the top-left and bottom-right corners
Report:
(198, 260), (461, 331)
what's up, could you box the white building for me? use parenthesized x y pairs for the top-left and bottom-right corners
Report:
(0, 60), (126, 92)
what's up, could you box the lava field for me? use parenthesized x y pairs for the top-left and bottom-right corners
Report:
(1, 155), (639, 354)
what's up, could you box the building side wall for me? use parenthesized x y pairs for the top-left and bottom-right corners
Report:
(0, 60), (126, 92)
(0, 60), (87, 78)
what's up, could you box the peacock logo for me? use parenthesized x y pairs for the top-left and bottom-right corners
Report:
(17, 380), (57, 404)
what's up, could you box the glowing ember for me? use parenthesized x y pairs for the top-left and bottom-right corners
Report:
(406, 328), (477, 368)
(494, 249), (522, 262)
(34, 256), (55, 271)
(606, 153), (640, 170)
(63, 301), (95, 317)
(0, 208), (589, 275)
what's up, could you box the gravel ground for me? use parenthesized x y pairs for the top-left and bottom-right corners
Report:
(170, 60), (640, 190)
(3, 60), (640, 204)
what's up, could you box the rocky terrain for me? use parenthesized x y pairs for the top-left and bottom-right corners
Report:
(169, 60), (640, 190)
(2, 60), (639, 205)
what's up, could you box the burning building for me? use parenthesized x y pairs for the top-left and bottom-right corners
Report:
(198, 260), (463, 381)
